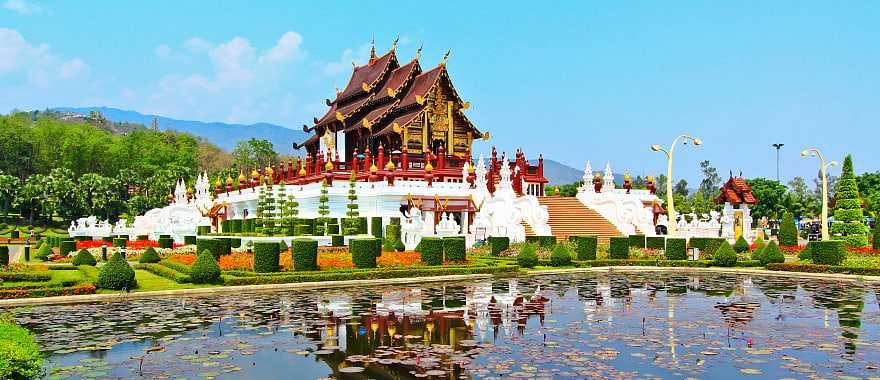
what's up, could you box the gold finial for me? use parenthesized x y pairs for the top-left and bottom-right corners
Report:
(390, 36), (399, 51)
(370, 35), (376, 59)
(647, 175), (654, 182)
(440, 49), (451, 66)
(225, 175), (233, 185)
(187, 186), (193, 194)
(624, 171), (631, 181)
(370, 163), (378, 173)
(238, 171), (245, 182)
(214, 177), (222, 187)
(425, 161), (434, 173)
(266, 166), (274, 176)
(415, 44), (423, 60)
(325, 160), (334, 171)
(385, 160), (395, 170)
(594, 171), (602, 179)
(251, 169), (259, 179)
(298, 163), (306, 177)
(468, 161), (475, 174)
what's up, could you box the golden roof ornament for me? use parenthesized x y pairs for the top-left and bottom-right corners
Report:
(266, 166), (274, 176)
(362, 118), (372, 131)
(225, 175), (233, 185)
(425, 161), (434, 173)
(386, 87), (398, 97)
(440, 49), (451, 67)
(415, 44), (423, 61)
(390, 36), (399, 51)
(298, 164), (307, 177)
(647, 175), (654, 182)
(361, 82), (371, 92)
(335, 111), (345, 122)
(624, 171), (631, 181)
(251, 169), (259, 179)
(325, 160), (334, 171)
(385, 160), (395, 170)
(481, 131), (490, 141)
(238, 171), (246, 182)
(351, 61), (357, 70)
(187, 186), (193, 194)
(214, 178), (222, 187)
(594, 171), (602, 179)
(369, 35), (376, 59)
(468, 161), (475, 173)
(370, 163), (378, 173)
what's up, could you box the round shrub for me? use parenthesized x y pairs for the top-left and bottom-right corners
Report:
(609, 237), (630, 259)
(759, 241), (785, 266)
(351, 238), (379, 268)
(517, 243), (539, 268)
(733, 236), (750, 253)
(0, 246), (8, 267)
(550, 243), (572, 267)
(97, 254), (137, 290)
(72, 248), (96, 266)
(443, 237), (467, 262)
(34, 242), (50, 261)
(572, 236), (598, 261)
(811, 241), (846, 265)
(190, 250), (221, 284)
(253, 242), (281, 272)
(778, 212), (798, 247)
(59, 240), (76, 257)
(112, 238), (127, 248)
(665, 238), (687, 260)
(292, 239), (318, 271)
(419, 237), (444, 266)
(139, 246), (161, 264)
(0, 315), (43, 380)
(712, 241), (738, 267)
(798, 242), (813, 261)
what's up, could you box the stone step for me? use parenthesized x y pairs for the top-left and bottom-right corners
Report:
(530, 196), (623, 242)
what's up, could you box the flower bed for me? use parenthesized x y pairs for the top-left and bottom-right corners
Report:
(218, 252), (254, 271)
(221, 264), (519, 286)
(0, 283), (96, 299)
(767, 262), (880, 276)
(168, 254), (197, 266)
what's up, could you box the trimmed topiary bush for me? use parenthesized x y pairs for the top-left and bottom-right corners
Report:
(327, 223), (340, 235)
(331, 234), (344, 247)
(550, 244), (572, 267)
(139, 246), (161, 264)
(60, 240), (76, 257)
(190, 250), (221, 284)
(628, 234), (646, 248)
(420, 237), (444, 266)
(292, 239), (318, 271)
(712, 241), (738, 267)
(733, 236), (750, 253)
(779, 212), (798, 247)
(72, 248), (96, 266)
(571, 236), (598, 261)
(443, 237), (467, 262)
(230, 219), (242, 233)
(811, 240), (846, 265)
(371, 217), (384, 239)
(665, 238), (687, 260)
(97, 253), (137, 290)
(385, 224), (403, 252)
(0, 246), (8, 267)
(831, 155), (869, 248)
(689, 237), (726, 258)
(197, 225), (211, 235)
(112, 238), (127, 248)
(517, 243), (539, 268)
(0, 314), (43, 380)
(136, 235), (148, 241)
(526, 235), (557, 248)
(196, 238), (227, 260)
(158, 237), (173, 249)
(798, 241), (813, 261)
(759, 241), (785, 266)
(489, 236), (510, 256)
(278, 240), (288, 252)
(351, 238), (379, 268)
(646, 236), (666, 250)
(253, 242), (281, 272)
(609, 237), (630, 259)
(34, 241), (50, 261)
(184, 235), (196, 245)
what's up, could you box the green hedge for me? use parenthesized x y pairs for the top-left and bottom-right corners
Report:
(689, 237), (726, 258)
(196, 238), (228, 259)
(517, 243), (539, 268)
(112, 238), (127, 248)
(292, 239), (318, 271)
(230, 219), (243, 233)
(184, 235), (196, 245)
(242, 219), (255, 233)
(197, 225), (211, 235)
(158, 237), (173, 249)
(327, 223), (340, 235)
(665, 238), (687, 260)
(136, 263), (190, 283)
(489, 236), (510, 256)
(221, 265), (519, 286)
(97, 254), (137, 290)
(550, 244), (572, 266)
(331, 234), (344, 247)
(609, 237), (630, 259)
(138, 246), (161, 264)
(351, 238), (379, 269)
(768, 262), (880, 276)
(371, 217), (383, 239)
(60, 240), (76, 256)
(712, 241), (738, 267)
(811, 241), (846, 265)
(220, 220), (230, 233)
(420, 237), (444, 266)
(628, 234), (646, 248)
(0, 315), (43, 380)
(0, 246), (7, 267)
(443, 236), (467, 262)
(0, 271), (51, 281)
(526, 235), (556, 248)
(72, 249), (96, 266)
(570, 236), (597, 261)
(646, 236), (666, 249)
(253, 242), (280, 272)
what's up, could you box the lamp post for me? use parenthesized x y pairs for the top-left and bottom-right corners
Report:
(801, 148), (837, 240)
(651, 134), (702, 236)
(772, 143), (784, 182)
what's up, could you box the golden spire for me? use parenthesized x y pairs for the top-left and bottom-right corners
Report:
(298, 162), (307, 177)
(251, 169), (259, 179)
(238, 170), (245, 182)
(415, 44), (423, 61)
(425, 161), (434, 173)
(385, 160), (395, 171)
(325, 160), (334, 171)
(370, 163), (379, 173)
(468, 160), (475, 174)
(440, 49), (451, 67)
(390, 36), (399, 51)
(369, 35), (376, 59)
(214, 177), (222, 187)
(225, 175), (233, 185)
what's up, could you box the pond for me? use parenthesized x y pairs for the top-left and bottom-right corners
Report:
(8, 271), (880, 379)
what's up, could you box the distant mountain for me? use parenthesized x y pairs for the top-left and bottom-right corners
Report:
(529, 159), (624, 186)
(53, 107), (308, 154)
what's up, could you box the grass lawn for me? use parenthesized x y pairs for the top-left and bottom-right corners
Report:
(96, 270), (217, 294)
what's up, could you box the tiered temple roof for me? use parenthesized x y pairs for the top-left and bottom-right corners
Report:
(715, 175), (758, 205)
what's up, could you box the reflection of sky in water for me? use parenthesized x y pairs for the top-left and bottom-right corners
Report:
(11, 272), (880, 379)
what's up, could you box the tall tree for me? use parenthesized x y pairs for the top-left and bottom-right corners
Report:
(785, 176), (819, 218)
(673, 179), (689, 198)
(698, 160), (721, 197)
(831, 155), (868, 247)
(232, 138), (278, 170)
(746, 177), (788, 220)
(0, 171), (18, 223)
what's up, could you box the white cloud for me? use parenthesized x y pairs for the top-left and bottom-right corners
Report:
(3, 0), (41, 14)
(259, 31), (305, 64)
(154, 44), (172, 58)
(184, 37), (211, 53)
(322, 43), (371, 76)
(0, 28), (88, 85)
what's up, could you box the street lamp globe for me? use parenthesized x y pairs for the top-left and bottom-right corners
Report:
(800, 150), (810, 157)
(693, 138), (703, 146)
(650, 144), (663, 152)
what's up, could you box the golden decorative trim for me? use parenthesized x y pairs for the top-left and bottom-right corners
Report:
(415, 95), (425, 105)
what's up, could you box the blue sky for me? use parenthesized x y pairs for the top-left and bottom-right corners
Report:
(1, 1), (878, 185)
